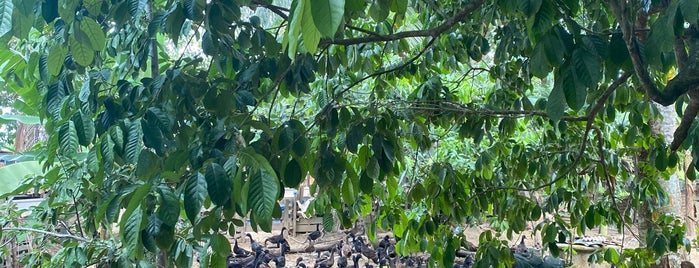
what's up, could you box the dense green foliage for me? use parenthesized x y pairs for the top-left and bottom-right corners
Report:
(0, 0), (698, 266)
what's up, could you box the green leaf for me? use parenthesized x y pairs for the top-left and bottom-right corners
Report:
(283, 158), (304, 188)
(205, 162), (232, 206)
(559, 65), (585, 111)
(366, 156), (380, 179)
(184, 173), (207, 225)
(80, 17), (106, 51)
(518, 0), (542, 17)
(136, 150), (159, 179)
(100, 135), (115, 170)
(59, 121), (78, 158)
(301, 0), (321, 54)
(83, 0), (102, 15)
(125, 119), (143, 164)
(572, 48), (601, 87)
(0, 0), (13, 37)
(359, 171), (373, 194)
(286, 0), (304, 58)
(239, 149), (280, 230)
(530, 43), (552, 78)
(211, 233), (232, 257)
(122, 205), (144, 256)
(310, 0), (345, 37)
(681, 0), (699, 24)
(157, 186), (180, 227)
(0, 161), (42, 197)
(0, 114), (40, 124)
(72, 110), (95, 146)
(546, 80), (566, 121)
(341, 178), (356, 204)
(69, 35), (94, 66)
(47, 45), (67, 76)
(128, 0), (146, 18)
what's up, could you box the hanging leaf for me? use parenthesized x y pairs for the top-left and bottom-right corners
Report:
(157, 186), (180, 227)
(59, 121), (78, 158)
(69, 36), (94, 67)
(47, 45), (67, 76)
(205, 162), (232, 206)
(572, 48), (601, 87)
(124, 119), (143, 164)
(310, 0), (345, 37)
(72, 110), (95, 146)
(184, 173), (207, 224)
(128, 0), (146, 18)
(80, 17), (106, 51)
(283, 158), (304, 188)
(247, 165), (279, 232)
(301, 0), (321, 54)
(546, 80), (566, 121)
(122, 205), (144, 256)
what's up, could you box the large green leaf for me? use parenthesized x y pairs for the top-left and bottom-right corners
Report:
(122, 205), (144, 257)
(241, 150), (279, 231)
(47, 45), (67, 76)
(205, 162), (232, 206)
(72, 110), (95, 146)
(69, 35), (94, 67)
(157, 186), (180, 227)
(301, 0), (321, 54)
(572, 48), (601, 88)
(124, 119), (143, 164)
(59, 121), (78, 158)
(79, 17), (106, 51)
(286, 0), (303, 58)
(0, 161), (42, 197)
(184, 173), (207, 225)
(546, 80), (566, 121)
(310, 0), (345, 37)
(0, 0), (12, 37)
(681, 0), (699, 24)
(0, 114), (39, 124)
(247, 167), (279, 232)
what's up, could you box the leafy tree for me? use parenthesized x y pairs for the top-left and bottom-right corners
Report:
(0, 0), (697, 266)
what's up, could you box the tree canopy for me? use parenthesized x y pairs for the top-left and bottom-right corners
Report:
(0, 0), (698, 266)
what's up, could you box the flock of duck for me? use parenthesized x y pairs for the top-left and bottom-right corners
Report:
(222, 225), (568, 268)
(225, 225), (432, 268)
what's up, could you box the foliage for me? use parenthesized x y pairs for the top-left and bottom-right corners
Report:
(0, 0), (696, 266)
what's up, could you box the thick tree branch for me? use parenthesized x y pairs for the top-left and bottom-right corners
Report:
(319, 0), (485, 47)
(4, 227), (91, 242)
(607, 0), (686, 106)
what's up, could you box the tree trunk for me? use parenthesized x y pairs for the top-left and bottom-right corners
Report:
(646, 104), (684, 267)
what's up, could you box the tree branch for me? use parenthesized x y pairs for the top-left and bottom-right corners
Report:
(4, 227), (91, 242)
(607, 0), (686, 106)
(319, 0), (485, 47)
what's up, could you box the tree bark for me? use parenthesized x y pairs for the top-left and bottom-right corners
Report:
(647, 104), (684, 267)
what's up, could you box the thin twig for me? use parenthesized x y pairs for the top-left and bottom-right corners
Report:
(3, 227), (91, 242)
(319, 0), (485, 47)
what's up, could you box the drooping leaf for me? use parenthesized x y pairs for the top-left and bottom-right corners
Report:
(80, 17), (106, 51)
(184, 173), (207, 224)
(124, 119), (143, 164)
(546, 80), (567, 121)
(157, 186), (180, 227)
(69, 36), (94, 67)
(72, 110), (95, 146)
(205, 162), (232, 206)
(301, 0), (321, 54)
(47, 45), (67, 76)
(283, 158), (304, 188)
(246, 159), (279, 232)
(122, 205), (144, 256)
(310, 0), (345, 37)
(59, 121), (78, 158)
